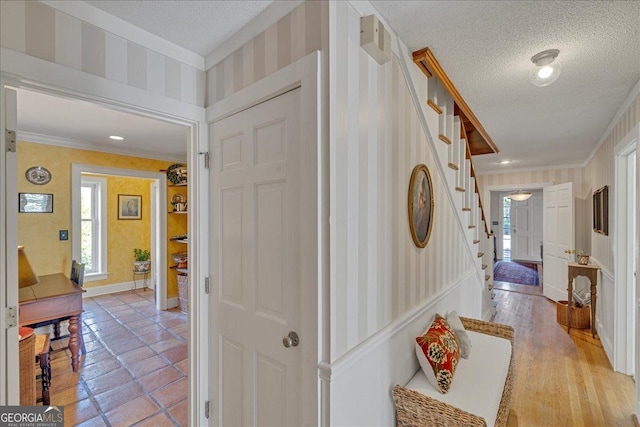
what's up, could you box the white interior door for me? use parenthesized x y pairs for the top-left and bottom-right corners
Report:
(512, 192), (543, 262)
(210, 88), (305, 427)
(543, 182), (574, 302)
(1, 85), (19, 404)
(629, 150), (637, 377)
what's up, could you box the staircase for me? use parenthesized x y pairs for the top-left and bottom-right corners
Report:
(409, 47), (498, 318)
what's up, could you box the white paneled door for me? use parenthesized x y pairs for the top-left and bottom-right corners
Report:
(210, 88), (304, 427)
(543, 183), (574, 302)
(512, 192), (543, 262)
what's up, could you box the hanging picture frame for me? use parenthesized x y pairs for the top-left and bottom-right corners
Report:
(19, 193), (53, 213)
(592, 185), (608, 235)
(408, 164), (434, 248)
(118, 194), (142, 220)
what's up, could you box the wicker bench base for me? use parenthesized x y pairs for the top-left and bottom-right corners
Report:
(393, 317), (515, 427)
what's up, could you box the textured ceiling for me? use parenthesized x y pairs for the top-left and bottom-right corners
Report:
(85, 0), (274, 56)
(29, 1), (640, 171)
(17, 89), (188, 160)
(370, 0), (640, 172)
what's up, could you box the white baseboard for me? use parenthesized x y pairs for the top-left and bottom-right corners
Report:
(590, 256), (615, 369)
(83, 281), (154, 298)
(167, 297), (179, 309)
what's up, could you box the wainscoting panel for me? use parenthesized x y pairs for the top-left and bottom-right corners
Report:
(324, 272), (480, 426)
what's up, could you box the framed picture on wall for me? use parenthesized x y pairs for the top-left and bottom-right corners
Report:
(408, 164), (434, 248)
(118, 194), (142, 220)
(19, 193), (53, 213)
(592, 185), (608, 235)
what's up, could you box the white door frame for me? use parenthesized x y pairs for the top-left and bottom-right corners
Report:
(1, 84), (19, 405)
(635, 124), (640, 419)
(613, 123), (638, 375)
(70, 164), (167, 309)
(484, 183), (553, 261)
(206, 51), (321, 426)
(1, 73), (208, 425)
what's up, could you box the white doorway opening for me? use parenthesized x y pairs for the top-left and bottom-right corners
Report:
(614, 123), (638, 376)
(71, 164), (168, 310)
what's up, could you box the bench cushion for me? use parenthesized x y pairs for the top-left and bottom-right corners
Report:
(406, 330), (512, 427)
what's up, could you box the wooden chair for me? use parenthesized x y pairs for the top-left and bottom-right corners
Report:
(27, 260), (86, 354)
(35, 333), (51, 406)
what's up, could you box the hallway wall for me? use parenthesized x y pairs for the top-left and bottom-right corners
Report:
(0, 1), (204, 106)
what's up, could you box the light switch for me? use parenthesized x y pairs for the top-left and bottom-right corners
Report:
(59, 230), (68, 240)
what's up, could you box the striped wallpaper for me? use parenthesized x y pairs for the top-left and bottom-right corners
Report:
(584, 94), (640, 272)
(329, 1), (474, 361)
(205, 1), (324, 106)
(0, 1), (205, 107)
(477, 167), (585, 197)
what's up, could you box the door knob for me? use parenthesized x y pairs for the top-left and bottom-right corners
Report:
(282, 331), (299, 348)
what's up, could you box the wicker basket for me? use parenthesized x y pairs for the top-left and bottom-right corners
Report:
(177, 273), (188, 313)
(556, 300), (590, 329)
(19, 330), (36, 405)
(577, 254), (590, 265)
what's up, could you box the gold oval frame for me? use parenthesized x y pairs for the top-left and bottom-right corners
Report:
(408, 164), (434, 248)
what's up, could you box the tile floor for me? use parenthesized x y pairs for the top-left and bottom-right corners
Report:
(37, 289), (188, 426)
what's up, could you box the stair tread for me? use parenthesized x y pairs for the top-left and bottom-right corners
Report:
(477, 252), (484, 258)
(473, 239), (480, 244)
(468, 224), (476, 229)
(485, 275), (490, 281)
(447, 162), (459, 170)
(439, 135), (452, 145)
(482, 264), (488, 269)
(427, 100), (442, 114)
(455, 187), (465, 192)
(462, 207), (471, 211)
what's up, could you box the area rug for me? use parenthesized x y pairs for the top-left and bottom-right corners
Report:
(493, 261), (539, 286)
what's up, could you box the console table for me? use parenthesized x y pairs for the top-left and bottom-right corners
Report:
(19, 273), (85, 372)
(566, 262), (600, 338)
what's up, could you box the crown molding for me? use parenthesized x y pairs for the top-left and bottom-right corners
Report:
(583, 77), (640, 168)
(41, 0), (205, 70)
(204, 0), (303, 70)
(18, 131), (186, 163)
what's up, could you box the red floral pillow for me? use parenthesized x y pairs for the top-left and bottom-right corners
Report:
(415, 314), (461, 393)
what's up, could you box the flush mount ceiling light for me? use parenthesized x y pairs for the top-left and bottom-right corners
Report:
(529, 49), (561, 87)
(500, 160), (511, 164)
(509, 190), (532, 201)
(109, 135), (124, 141)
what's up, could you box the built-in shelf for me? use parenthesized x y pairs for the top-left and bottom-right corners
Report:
(168, 211), (188, 214)
(173, 239), (189, 244)
(168, 183), (188, 187)
(170, 265), (188, 274)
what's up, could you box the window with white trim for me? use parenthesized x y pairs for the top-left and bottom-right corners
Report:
(80, 176), (107, 279)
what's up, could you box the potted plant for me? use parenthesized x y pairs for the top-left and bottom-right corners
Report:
(133, 248), (151, 273)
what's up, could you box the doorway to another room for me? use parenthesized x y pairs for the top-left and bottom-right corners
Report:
(494, 191), (543, 296)
(12, 87), (191, 424)
(614, 125), (638, 378)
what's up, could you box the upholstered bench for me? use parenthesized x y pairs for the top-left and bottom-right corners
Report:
(393, 317), (515, 427)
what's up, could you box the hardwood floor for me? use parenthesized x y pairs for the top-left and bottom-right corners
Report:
(493, 289), (636, 426)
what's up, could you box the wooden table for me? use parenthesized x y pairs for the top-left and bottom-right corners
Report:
(567, 262), (600, 338)
(19, 273), (85, 372)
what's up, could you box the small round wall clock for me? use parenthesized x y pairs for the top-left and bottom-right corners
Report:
(25, 166), (52, 185)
